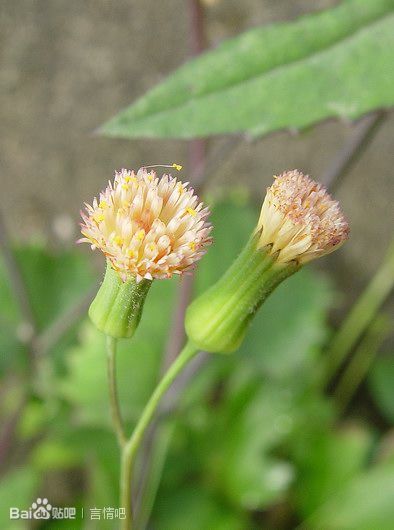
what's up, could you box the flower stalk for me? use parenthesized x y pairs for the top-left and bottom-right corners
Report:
(106, 336), (127, 447)
(119, 340), (198, 530)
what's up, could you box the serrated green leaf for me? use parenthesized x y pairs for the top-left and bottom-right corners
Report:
(100, 0), (394, 140)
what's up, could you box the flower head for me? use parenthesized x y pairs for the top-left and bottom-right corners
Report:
(257, 170), (349, 264)
(80, 168), (212, 282)
(186, 169), (349, 354)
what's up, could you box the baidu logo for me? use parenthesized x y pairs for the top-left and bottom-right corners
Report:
(31, 498), (52, 519)
(10, 498), (52, 520)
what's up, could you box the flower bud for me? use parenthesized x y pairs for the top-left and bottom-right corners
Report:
(186, 170), (349, 354)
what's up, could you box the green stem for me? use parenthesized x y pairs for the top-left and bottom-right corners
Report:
(134, 421), (174, 530)
(106, 336), (127, 447)
(334, 315), (389, 415)
(324, 241), (394, 386)
(120, 340), (198, 530)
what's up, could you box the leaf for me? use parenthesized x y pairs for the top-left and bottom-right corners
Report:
(152, 487), (247, 530)
(368, 355), (394, 423)
(0, 468), (39, 529)
(214, 381), (297, 510)
(15, 245), (94, 332)
(292, 424), (372, 518)
(305, 457), (394, 530)
(100, 0), (394, 140)
(0, 244), (95, 373)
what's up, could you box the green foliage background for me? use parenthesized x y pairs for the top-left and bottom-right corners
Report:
(1, 0), (393, 529)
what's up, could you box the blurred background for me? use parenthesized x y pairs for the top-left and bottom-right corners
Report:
(0, 1), (393, 529)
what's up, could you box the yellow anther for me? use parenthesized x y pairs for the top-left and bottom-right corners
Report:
(121, 184), (129, 191)
(94, 214), (105, 223)
(188, 241), (196, 251)
(172, 163), (183, 171)
(148, 243), (156, 252)
(114, 236), (123, 246)
(128, 249), (135, 258)
(147, 174), (153, 181)
(177, 182), (184, 194)
(136, 229), (145, 241)
(186, 207), (197, 217)
(124, 176), (137, 183)
(99, 200), (108, 209)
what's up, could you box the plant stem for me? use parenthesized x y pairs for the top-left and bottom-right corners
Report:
(106, 336), (127, 448)
(120, 340), (198, 530)
(321, 111), (385, 191)
(334, 315), (389, 415)
(323, 240), (394, 386)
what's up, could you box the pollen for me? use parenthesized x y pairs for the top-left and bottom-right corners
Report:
(94, 214), (105, 223)
(256, 170), (349, 264)
(172, 163), (183, 171)
(186, 207), (197, 217)
(79, 167), (212, 282)
(136, 229), (145, 241)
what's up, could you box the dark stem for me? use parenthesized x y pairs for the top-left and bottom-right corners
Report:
(34, 285), (96, 356)
(0, 212), (37, 349)
(321, 111), (385, 191)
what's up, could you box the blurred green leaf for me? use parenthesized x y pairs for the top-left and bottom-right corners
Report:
(0, 244), (95, 373)
(101, 0), (394, 140)
(214, 380), (297, 510)
(153, 487), (248, 530)
(17, 400), (47, 440)
(304, 457), (394, 530)
(368, 355), (394, 423)
(292, 424), (372, 518)
(30, 439), (80, 471)
(0, 468), (38, 529)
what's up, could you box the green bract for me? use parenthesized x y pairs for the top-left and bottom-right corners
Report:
(89, 263), (151, 339)
(185, 235), (299, 353)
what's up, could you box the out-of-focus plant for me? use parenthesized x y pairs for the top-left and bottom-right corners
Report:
(79, 167), (348, 528)
(1, 0), (393, 529)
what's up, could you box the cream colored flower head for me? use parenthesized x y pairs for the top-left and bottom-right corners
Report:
(257, 170), (349, 264)
(79, 168), (212, 282)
